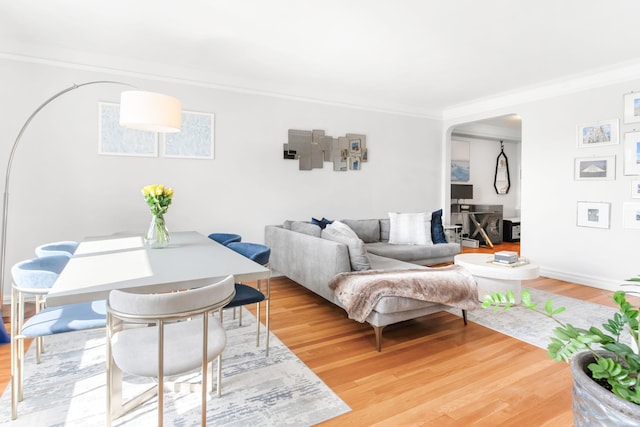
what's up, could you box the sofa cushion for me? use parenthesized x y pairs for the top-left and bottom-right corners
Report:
(388, 212), (431, 245)
(290, 221), (322, 237)
(321, 221), (371, 271)
(365, 241), (460, 263)
(380, 218), (390, 241)
(341, 219), (381, 243)
(431, 209), (447, 244)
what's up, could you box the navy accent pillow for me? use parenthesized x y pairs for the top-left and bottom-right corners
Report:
(312, 217), (333, 229)
(431, 209), (447, 244)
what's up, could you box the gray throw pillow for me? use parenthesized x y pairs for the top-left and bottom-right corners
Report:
(290, 221), (322, 237)
(380, 218), (390, 241)
(321, 221), (371, 271)
(341, 219), (381, 243)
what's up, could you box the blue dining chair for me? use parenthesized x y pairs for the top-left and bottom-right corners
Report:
(35, 240), (79, 258)
(224, 242), (271, 356)
(11, 255), (70, 361)
(10, 256), (106, 420)
(207, 233), (241, 246)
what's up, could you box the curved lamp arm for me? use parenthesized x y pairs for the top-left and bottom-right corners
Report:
(0, 81), (134, 343)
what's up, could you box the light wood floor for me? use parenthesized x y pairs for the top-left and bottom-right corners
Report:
(0, 242), (635, 426)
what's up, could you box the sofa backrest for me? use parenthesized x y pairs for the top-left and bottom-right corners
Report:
(340, 219), (381, 243)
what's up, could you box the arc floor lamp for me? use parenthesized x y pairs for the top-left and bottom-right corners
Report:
(0, 81), (182, 343)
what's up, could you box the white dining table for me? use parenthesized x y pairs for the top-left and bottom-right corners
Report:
(46, 231), (270, 306)
(45, 230), (271, 420)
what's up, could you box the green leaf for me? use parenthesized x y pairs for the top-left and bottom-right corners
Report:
(545, 300), (554, 316)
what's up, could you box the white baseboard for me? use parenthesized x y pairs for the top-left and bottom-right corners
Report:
(539, 266), (625, 293)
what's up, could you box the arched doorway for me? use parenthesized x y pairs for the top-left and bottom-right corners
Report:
(448, 114), (522, 247)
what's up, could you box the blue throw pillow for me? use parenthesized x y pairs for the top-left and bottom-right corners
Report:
(431, 209), (447, 244)
(312, 217), (333, 229)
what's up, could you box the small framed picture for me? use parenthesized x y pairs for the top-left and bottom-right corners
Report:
(349, 157), (361, 170)
(624, 93), (640, 124)
(623, 203), (640, 229)
(632, 180), (640, 198)
(624, 131), (640, 175)
(574, 156), (615, 180)
(346, 133), (365, 156)
(577, 119), (619, 148)
(577, 201), (610, 229)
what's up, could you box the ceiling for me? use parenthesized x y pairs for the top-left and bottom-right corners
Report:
(2, 1), (640, 118)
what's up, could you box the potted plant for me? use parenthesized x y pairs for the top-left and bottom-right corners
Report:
(482, 287), (640, 426)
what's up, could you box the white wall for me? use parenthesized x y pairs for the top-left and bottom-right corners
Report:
(445, 81), (640, 291)
(0, 58), (443, 298)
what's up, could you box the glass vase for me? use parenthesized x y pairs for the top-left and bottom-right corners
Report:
(145, 214), (170, 248)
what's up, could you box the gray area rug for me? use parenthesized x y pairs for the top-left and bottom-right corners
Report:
(446, 287), (629, 350)
(0, 309), (350, 426)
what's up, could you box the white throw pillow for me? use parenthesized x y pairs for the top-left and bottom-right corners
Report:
(388, 212), (432, 245)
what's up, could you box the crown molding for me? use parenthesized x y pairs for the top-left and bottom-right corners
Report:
(442, 60), (640, 121)
(0, 51), (441, 120)
(5, 49), (640, 123)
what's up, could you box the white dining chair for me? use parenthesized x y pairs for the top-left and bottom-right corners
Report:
(106, 275), (235, 426)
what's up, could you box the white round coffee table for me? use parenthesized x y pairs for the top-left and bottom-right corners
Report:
(454, 253), (540, 303)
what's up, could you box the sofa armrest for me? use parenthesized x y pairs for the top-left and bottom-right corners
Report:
(265, 225), (351, 302)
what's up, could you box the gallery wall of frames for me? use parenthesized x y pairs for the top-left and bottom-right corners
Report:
(574, 92), (640, 230)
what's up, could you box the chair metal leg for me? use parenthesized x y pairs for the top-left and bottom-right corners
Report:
(262, 275), (270, 356)
(216, 353), (222, 398)
(265, 296), (270, 357)
(256, 299), (261, 347)
(462, 309), (468, 325)
(35, 294), (46, 358)
(157, 320), (165, 427)
(201, 314), (208, 426)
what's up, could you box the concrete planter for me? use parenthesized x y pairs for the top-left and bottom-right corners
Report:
(571, 351), (640, 426)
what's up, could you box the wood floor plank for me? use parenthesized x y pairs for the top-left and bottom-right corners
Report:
(0, 242), (633, 425)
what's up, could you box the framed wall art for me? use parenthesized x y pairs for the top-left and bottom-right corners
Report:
(623, 202), (640, 229)
(451, 139), (470, 182)
(574, 156), (615, 180)
(577, 201), (610, 229)
(164, 110), (214, 159)
(98, 102), (158, 157)
(283, 129), (367, 172)
(624, 131), (640, 175)
(632, 180), (640, 198)
(577, 119), (619, 148)
(624, 92), (640, 124)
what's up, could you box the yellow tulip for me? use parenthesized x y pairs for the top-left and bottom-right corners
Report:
(166, 188), (173, 198)
(155, 185), (164, 196)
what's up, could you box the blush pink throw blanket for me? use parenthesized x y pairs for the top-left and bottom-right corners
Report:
(328, 265), (478, 322)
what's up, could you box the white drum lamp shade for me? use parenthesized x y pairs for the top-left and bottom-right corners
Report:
(119, 91), (182, 133)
